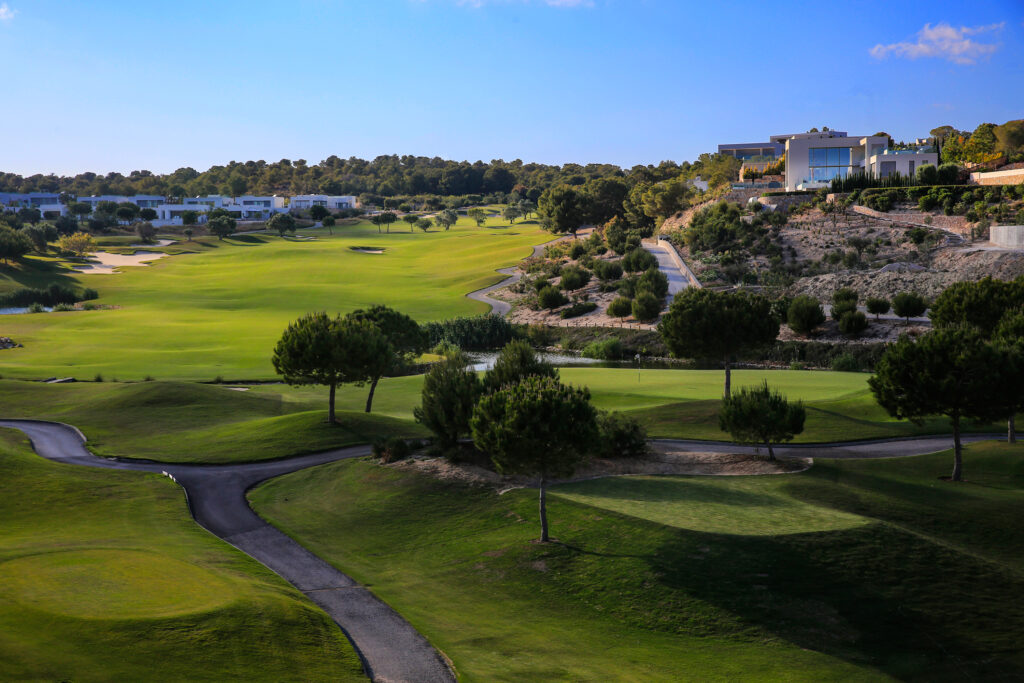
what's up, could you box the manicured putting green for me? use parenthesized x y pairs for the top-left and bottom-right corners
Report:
(0, 549), (234, 619)
(553, 475), (868, 536)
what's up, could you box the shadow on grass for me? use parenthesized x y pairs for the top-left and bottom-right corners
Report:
(646, 521), (1024, 680)
(556, 477), (778, 507)
(0, 257), (83, 291)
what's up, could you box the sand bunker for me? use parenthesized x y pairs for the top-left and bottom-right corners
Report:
(73, 250), (167, 274)
(350, 246), (386, 254)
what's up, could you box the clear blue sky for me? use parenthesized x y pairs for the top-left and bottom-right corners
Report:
(1, 0), (1021, 175)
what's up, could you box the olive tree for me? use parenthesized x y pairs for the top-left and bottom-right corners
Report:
(718, 381), (805, 460)
(268, 212), (297, 237)
(207, 215), (236, 240)
(471, 376), (598, 542)
(659, 288), (779, 398)
(272, 313), (393, 424)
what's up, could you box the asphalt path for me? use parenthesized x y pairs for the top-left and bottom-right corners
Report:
(0, 419), (455, 683)
(642, 243), (688, 297)
(1, 419), (1002, 680)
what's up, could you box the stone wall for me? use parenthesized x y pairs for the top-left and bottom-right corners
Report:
(970, 168), (1024, 186)
(991, 225), (1024, 249)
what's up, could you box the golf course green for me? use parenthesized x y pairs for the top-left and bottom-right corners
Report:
(0, 427), (364, 681)
(0, 216), (549, 381)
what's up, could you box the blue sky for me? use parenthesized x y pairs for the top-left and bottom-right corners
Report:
(0, 0), (1021, 175)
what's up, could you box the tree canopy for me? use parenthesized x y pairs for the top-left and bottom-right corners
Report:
(344, 305), (427, 413)
(272, 312), (392, 423)
(718, 381), (805, 460)
(659, 289), (779, 397)
(470, 375), (598, 542)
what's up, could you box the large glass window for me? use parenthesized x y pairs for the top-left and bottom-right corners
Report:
(808, 147), (851, 183)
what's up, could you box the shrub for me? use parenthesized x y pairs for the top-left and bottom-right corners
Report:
(525, 323), (559, 348)
(594, 411), (648, 459)
(787, 295), (825, 335)
(423, 314), (515, 351)
(560, 301), (598, 319)
(621, 248), (657, 272)
(865, 297), (890, 319)
(636, 268), (668, 299)
(832, 288), (858, 306)
(373, 437), (412, 463)
(892, 292), (927, 322)
(582, 338), (624, 360)
(559, 265), (591, 291)
(537, 285), (569, 310)
(838, 310), (868, 336)
(592, 260), (623, 281)
(569, 242), (586, 259)
(632, 292), (662, 322)
(52, 303), (75, 312)
(831, 353), (860, 372)
(26, 302), (45, 313)
(0, 283), (86, 308)
(607, 296), (633, 318)
(483, 340), (558, 393)
(831, 299), (857, 321)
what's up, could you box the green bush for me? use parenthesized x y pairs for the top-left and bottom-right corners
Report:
(594, 411), (648, 459)
(373, 437), (412, 463)
(892, 292), (927, 321)
(832, 288), (858, 306)
(423, 314), (516, 351)
(592, 260), (623, 281)
(787, 295), (825, 335)
(537, 285), (569, 310)
(865, 297), (890, 319)
(636, 268), (668, 299)
(621, 248), (657, 272)
(838, 311), (868, 336)
(582, 338), (624, 360)
(831, 299), (857, 321)
(831, 353), (860, 372)
(631, 292), (662, 322)
(559, 265), (591, 291)
(52, 303), (75, 312)
(607, 297), (633, 318)
(569, 242), (586, 259)
(560, 301), (598, 319)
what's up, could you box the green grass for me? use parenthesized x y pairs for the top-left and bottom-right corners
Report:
(0, 427), (364, 681)
(0, 216), (550, 380)
(250, 442), (1024, 681)
(0, 380), (425, 463)
(0, 369), (1003, 464)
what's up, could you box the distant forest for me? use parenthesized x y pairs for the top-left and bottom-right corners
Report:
(0, 154), (740, 202)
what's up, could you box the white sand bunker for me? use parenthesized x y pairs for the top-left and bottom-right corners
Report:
(350, 246), (386, 254)
(73, 250), (167, 274)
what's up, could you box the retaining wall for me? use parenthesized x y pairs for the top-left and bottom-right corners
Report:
(991, 225), (1024, 249)
(970, 168), (1024, 186)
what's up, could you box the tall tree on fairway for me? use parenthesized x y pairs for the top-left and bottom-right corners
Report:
(272, 313), (392, 423)
(435, 209), (458, 231)
(344, 305), (427, 413)
(869, 326), (1000, 481)
(402, 214), (419, 232)
(207, 215), (236, 240)
(718, 381), (805, 460)
(659, 288), (779, 398)
(471, 376), (598, 542)
(267, 212), (297, 236)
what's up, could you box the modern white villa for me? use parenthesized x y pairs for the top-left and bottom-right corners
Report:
(718, 130), (939, 191)
(289, 194), (357, 210)
(780, 131), (938, 191)
(0, 192), (65, 217)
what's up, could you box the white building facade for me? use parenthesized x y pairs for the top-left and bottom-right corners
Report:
(289, 195), (357, 211)
(781, 132), (938, 191)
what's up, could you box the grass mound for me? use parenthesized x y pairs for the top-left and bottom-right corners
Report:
(0, 428), (363, 681)
(251, 442), (1024, 681)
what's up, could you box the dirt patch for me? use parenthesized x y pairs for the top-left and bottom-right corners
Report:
(387, 445), (810, 490)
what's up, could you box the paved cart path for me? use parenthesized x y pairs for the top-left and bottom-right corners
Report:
(0, 419), (1002, 680)
(0, 419), (455, 683)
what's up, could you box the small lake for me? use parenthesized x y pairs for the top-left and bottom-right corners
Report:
(467, 351), (679, 372)
(0, 306), (53, 315)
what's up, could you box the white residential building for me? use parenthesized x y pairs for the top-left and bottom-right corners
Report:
(77, 195), (166, 210)
(780, 131), (938, 191)
(289, 194), (357, 211)
(155, 195), (286, 226)
(0, 192), (66, 217)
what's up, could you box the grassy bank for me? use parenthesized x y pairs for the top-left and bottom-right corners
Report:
(0, 368), (1002, 464)
(0, 427), (364, 681)
(250, 442), (1024, 681)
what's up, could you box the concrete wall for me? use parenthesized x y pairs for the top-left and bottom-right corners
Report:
(971, 169), (1024, 186)
(991, 225), (1024, 249)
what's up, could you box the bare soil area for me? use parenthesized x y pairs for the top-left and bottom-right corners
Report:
(387, 446), (810, 491)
